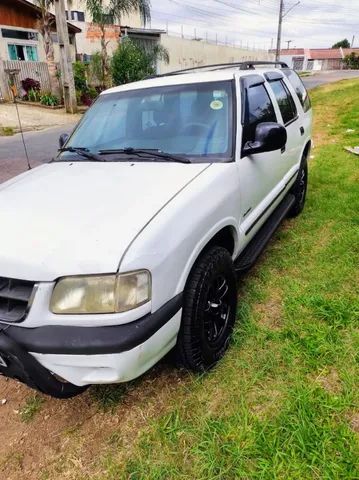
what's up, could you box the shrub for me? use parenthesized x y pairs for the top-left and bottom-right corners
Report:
(111, 40), (155, 86)
(21, 77), (40, 94)
(27, 88), (40, 102)
(344, 52), (359, 69)
(40, 92), (59, 106)
(111, 39), (170, 86)
(73, 61), (88, 92)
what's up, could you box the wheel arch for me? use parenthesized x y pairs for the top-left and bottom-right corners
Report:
(176, 223), (238, 295)
(302, 139), (312, 161)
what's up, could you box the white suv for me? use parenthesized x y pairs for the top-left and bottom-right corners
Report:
(0, 62), (312, 398)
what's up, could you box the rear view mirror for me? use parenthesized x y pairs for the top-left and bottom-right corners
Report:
(59, 133), (69, 149)
(243, 122), (287, 156)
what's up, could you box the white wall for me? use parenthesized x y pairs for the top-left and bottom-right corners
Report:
(159, 35), (275, 74)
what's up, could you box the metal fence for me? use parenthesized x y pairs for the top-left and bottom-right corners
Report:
(0, 60), (51, 100)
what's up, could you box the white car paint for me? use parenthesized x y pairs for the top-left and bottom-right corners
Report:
(0, 66), (312, 388)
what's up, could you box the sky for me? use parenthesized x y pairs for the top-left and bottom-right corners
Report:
(150, 0), (359, 51)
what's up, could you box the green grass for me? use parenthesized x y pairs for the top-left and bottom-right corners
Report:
(19, 394), (44, 423)
(87, 80), (359, 479)
(0, 126), (15, 136)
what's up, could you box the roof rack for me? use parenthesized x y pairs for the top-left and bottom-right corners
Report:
(152, 61), (289, 78)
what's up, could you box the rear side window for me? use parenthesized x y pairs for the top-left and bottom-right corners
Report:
(283, 69), (311, 112)
(243, 84), (277, 144)
(269, 79), (298, 125)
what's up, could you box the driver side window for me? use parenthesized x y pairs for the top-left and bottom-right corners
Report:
(242, 84), (277, 146)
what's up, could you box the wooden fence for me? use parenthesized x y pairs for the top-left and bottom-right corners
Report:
(0, 60), (52, 100)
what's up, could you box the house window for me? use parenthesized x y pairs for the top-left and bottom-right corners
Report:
(2, 28), (38, 41)
(71, 11), (85, 21)
(8, 44), (38, 61)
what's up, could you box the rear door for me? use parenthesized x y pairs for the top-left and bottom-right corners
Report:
(265, 74), (303, 175)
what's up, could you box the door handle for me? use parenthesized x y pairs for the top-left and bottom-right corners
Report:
(300, 126), (305, 136)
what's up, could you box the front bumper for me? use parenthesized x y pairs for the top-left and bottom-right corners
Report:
(0, 294), (182, 397)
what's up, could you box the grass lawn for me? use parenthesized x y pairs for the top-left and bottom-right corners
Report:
(1, 80), (358, 480)
(94, 80), (359, 479)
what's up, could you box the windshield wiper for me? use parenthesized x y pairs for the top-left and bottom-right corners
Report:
(98, 148), (191, 164)
(58, 147), (105, 162)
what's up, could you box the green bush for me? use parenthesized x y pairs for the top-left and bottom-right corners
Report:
(344, 52), (359, 69)
(111, 39), (171, 86)
(27, 88), (40, 102)
(40, 92), (59, 106)
(111, 40), (153, 86)
(73, 61), (88, 92)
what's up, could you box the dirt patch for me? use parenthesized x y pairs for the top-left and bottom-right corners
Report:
(314, 368), (342, 394)
(0, 364), (190, 480)
(250, 387), (284, 420)
(254, 289), (284, 330)
(349, 412), (359, 433)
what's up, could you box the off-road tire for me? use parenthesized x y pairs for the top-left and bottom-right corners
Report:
(288, 157), (308, 217)
(175, 246), (237, 372)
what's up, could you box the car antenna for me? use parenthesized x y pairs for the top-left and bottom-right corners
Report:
(7, 70), (31, 170)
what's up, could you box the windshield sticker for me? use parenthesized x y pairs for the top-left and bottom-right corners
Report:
(210, 100), (224, 110)
(213, 90), (226, 98)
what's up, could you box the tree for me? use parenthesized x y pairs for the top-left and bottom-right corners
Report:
(111, 38), (169, 85)
(34, 0), (61, 97)
(86, 0), (151, 86)
(332, 39), (351, 49)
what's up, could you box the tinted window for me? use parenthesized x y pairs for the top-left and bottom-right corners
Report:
(243, 84), (277, 144)
(269, 79), (297, 125)
(283, 69), (311, 112)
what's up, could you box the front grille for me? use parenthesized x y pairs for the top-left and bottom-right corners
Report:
(0, 277), (36, 323)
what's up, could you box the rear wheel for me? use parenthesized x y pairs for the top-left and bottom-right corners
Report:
(175, 246), (237, 372)
(288, 158), (308, 217)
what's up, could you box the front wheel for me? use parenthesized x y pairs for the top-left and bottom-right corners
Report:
(288, 158), (308, 218)
(175, 246), (237, 372)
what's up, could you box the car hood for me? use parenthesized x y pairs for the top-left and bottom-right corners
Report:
(0, 162), (209, 281)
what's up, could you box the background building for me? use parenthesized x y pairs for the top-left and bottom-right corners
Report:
(0, 0), (80, 62)
(275, 47), (359, 71)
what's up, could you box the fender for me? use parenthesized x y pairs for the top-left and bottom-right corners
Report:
(119, 163), (241, 312)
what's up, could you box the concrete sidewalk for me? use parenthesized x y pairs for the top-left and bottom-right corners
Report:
(0, 102), (81, 133)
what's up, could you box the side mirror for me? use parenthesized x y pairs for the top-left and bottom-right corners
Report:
(243, 122), (287, 156)
(59, 133), (69, 149)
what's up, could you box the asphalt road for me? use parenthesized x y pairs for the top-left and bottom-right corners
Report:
(302, 70), (359, 90)
(0, 123), (76, 183)
(1, 70), (359, 182)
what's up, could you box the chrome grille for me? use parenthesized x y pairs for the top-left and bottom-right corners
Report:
(0, 277), (35, 323)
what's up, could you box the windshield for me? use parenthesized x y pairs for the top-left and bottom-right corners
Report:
(59, 81), (234, 163)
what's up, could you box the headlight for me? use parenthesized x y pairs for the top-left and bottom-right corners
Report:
(50, 271), (151, 314)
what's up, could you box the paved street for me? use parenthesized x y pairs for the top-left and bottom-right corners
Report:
(0, 123), (76, 183)
(302, 70), (359, 90)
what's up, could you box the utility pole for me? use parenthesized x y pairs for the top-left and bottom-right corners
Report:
(286, 39), (292, 49)
(351, 35), (355, 47)
(54, 0), (77, 113)
(276, 1), (300, 61)
(275, 0), (284, 61)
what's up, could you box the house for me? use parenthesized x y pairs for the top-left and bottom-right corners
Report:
(273, 47), (359, 71)
(0, 0), (81, 62)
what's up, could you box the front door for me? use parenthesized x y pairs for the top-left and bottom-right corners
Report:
(236, 75), (284, 246)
